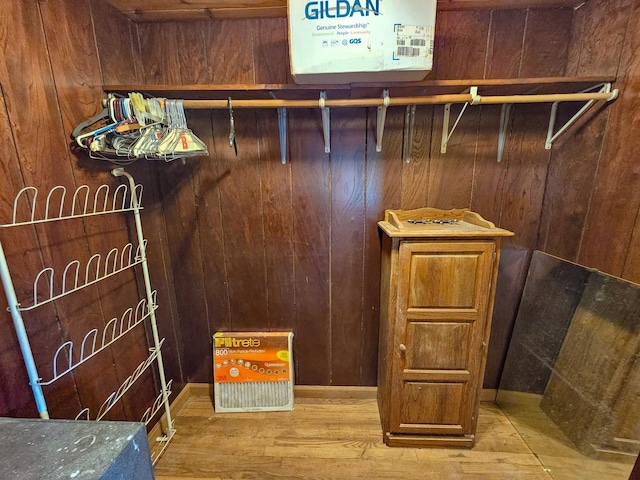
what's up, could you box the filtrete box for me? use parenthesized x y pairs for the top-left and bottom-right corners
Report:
(287, 0), (437, 84)
(213, 331), (294, 412)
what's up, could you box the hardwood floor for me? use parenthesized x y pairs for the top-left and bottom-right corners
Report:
(497, 391), (635, 480)
(154, 387), (552, 479)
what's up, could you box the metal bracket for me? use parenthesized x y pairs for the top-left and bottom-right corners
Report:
(545, 83), (617, 149)
(277, 107), (287, 164)
(403, 105), (416, 163)
(441, 86), (479, 154)
(497, 103), (512, 163)
(376, 89), (390, 152)
(319, 91), (330, 153)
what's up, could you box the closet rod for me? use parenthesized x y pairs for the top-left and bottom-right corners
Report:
(181, 91), (617, 109)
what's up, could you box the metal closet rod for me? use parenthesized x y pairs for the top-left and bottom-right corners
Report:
(181, 91), (618, 109)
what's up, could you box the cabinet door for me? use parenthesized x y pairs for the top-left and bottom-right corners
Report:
(389, 240), (495, 436)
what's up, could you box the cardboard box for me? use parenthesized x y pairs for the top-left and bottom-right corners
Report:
(288, 0), (436, 84)
(213, 331), (294, 412)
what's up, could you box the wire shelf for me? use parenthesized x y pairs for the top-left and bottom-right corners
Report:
(150, 425), (176, 466)
(74, 338), (165, 421)
(142, 379), (173, 426)
(39, 292), (158, 386)
(1, 169), (175, 464)
(0, 182), (143, 228)
(21, 240), (147, 312)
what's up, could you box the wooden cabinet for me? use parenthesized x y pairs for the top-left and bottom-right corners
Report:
(377, 207), (513, 448)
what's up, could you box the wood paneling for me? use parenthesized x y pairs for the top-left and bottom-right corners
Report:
(89, 0), (143, 84)
(257, 108), (296, 330)
(519, 9), (572, 78)
(114, 6), (615, 390)
(577, 2), (640, 277)
(107, 0), (588, 22)
(330, 108), (366, 385)
(537, 103), (610, 261)
(5, 0), (640, 429)
(0, 0), (182, 426)
(485, 10), (527, 79)
(434, 10), (492, 80)
(566, 0), (633, 78)
(499, 251), (589, 394)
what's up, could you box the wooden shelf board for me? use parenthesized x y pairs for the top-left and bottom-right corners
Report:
(104, 77), (616, 101)
(107, 0), (587, 22)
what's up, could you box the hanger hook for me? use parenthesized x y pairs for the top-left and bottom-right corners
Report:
(228, 97), (237, 156)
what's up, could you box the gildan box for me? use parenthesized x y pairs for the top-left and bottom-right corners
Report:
(288, 0), (436, 84)
(213, 332), (294, 412)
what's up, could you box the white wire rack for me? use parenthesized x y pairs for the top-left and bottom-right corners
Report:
(0, 169), (175, 465)
(0, 182), (143, 228)
(74, 338), (165, 422)
(24, 240), (147, 312)
(42, 292), (157, 386)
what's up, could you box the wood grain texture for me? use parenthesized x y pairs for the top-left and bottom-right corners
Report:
(138, 22), (213, 383)
(40, 0), (158, 422)
(565, 0), (633, 77)
(251, 17), (290, 84)
(400, 106), (432, 209)
(537, 102), (610, 261)
(433, 10), (491, 79)
(498, 251), (589, 394)
(498, 103), (551, 250)
(540, 271), (640, 456)
(428, 103), (478, 209)
(205, 20), (256, 84)
(108, 0), (587, 21)
(214, 108), (269, 331)
(89, 0), (143, 84)
(485, 10), (526, 79)
(154, 390), (551, 479)
(0, 0), (131, 420)
(578, 2), (640, 277)
(470, 105), (508, 222)
(176, 21), (211, 84)
(188, 115), (232, 335)
(519, 8), (572, 77)
(158, 162), (211, 383)
(362, 108), (404, 385)
(92, 0), (187, 399)
(289, 109), (331, 385)
(138, 23), (182, 85)
(483, 246), (530, 389)
(330, 108), (366, 385)
(0, 88), (57, 419)
(119, 12), (596, 390)
(256, 109), (296, 330)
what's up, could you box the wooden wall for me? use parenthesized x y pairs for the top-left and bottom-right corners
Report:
(1, 0), (639, 421)
(111, 7), (586, 388)
(0, 1), (182, 422)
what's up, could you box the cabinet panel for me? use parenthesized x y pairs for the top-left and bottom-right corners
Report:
(406, 322), (470, 370)
(408, 253), (480, 308)
(402, 241), (494, 321)
(400, 382), (465, 426)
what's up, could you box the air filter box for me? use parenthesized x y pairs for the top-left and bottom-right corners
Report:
(213, 331), (294, 412)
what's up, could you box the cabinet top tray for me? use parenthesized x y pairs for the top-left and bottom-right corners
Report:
(378, 208), (514, 238)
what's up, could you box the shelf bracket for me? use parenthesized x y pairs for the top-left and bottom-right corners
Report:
(545, 83), (617, 149)
(319, 91), (330, 153)
(376, 89), (390, 152)
(497, 103), (512, 163)
(403, 105), (416, 163)
(277, 107), (287, 164)
(441, 87), (479, 154)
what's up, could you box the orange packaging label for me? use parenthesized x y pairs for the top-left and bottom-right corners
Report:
(213, 332), (292, 384)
